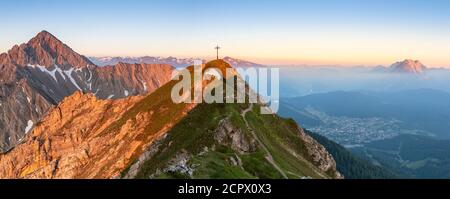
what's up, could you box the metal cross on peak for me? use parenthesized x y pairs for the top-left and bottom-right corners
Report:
(214, 45), (221, 60)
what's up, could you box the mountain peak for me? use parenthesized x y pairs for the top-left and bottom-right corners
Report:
(390, 59), (427, 74)
(205, 59), (232, 69)
(36, 30), (54, 37)
(3, 31), (93, 68)
(30, 30), (61, 43)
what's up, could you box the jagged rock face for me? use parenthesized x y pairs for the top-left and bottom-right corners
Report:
(297, 127), (342, 178)
(0, 89), (195, 178)
(390, 59), (427, 74)
(214, 118), (258, 154)
(0, 79), (53, 152)
(0, 31), (174, 152)
(20, 63), (173, 102)
(92, 63), (172, 99)
(0, 92), (143, 178)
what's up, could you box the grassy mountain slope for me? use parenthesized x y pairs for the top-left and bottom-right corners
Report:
(122, 60), (341, 179)
(127, 102), (340, 179)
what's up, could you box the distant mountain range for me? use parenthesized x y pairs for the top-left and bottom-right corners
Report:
(89, 56), (265, 68)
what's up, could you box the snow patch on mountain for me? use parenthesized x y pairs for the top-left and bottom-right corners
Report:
(28, 64), (66, 82)
(24, 120), (33, 134)
(63, 68), (82, 91)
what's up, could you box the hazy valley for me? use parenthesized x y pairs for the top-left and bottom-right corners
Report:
(278, 61), (450, 179)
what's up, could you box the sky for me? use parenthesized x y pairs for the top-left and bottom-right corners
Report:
(1, 0), (450, 67)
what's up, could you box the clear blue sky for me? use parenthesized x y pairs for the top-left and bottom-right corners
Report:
(1, 0), (450, 66)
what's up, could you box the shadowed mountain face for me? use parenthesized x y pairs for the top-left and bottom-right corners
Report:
(0, 60), (341, 179)
(0, 31), (174, 153)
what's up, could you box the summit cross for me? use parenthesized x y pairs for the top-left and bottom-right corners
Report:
(214, 45), (221, 60)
